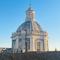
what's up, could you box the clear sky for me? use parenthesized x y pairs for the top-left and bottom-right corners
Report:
(0, 0), (60, 51)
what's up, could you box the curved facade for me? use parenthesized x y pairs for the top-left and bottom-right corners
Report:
(11, 6), (48, 53)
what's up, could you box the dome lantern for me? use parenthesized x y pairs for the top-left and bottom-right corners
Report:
(25, 6), (35, 22)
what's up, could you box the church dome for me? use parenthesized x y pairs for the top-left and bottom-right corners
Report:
(16, 6), (42, 33)
(16, 21), (42, 33)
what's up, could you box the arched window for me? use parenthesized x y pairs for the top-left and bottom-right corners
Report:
(19, 38), (22, 42)
(37, 42), (40, 51)
(18, 38), (22, 48)
(12, 40), (16, 48)
(25, 38), (30, 51)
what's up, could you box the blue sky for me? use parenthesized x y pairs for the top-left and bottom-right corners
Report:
(0, 0), (60, 51)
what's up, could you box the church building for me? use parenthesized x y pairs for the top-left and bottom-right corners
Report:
(11, 6), (48, 53)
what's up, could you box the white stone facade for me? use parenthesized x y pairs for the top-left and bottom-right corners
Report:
(11, 6), (48, 53)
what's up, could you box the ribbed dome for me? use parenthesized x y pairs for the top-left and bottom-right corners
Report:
(16, 7), (42, 33)
(16, 21), (42, 33)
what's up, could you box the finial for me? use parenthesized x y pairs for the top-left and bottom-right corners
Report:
(29, 0), (32, 8)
